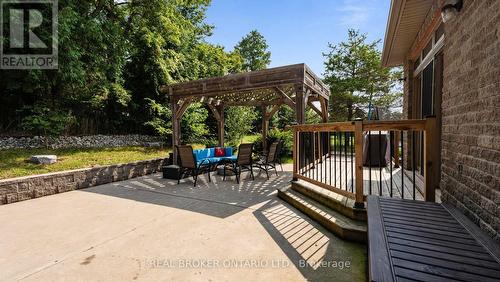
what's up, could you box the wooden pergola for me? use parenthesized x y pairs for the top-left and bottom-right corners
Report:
(160, 63), (330, 156)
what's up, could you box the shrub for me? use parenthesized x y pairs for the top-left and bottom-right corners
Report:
(253, 128), (293, 158)
(21, 105), (75, 148)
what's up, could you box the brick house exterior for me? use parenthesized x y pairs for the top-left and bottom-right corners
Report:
(382, 0), (499, 240)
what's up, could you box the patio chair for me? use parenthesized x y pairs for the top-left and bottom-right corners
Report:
(176, 145), (211, 187)
(275, 139), (284, 171)
(254, 141), (279, 179)
(223, 143), (254, 184)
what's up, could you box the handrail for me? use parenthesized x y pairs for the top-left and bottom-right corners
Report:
(291, 119), (426, 132)
(292, 117), (437, 208)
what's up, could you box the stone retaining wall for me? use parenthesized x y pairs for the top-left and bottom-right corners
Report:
(0, 135), (164, 150)
(0, 158), (165, 205)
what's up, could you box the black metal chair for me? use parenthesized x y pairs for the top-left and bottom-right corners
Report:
(223, 143), (254, 184)
(254, 141), (279, 179)
(275, 138), (284, 171)
(176, 145), (211, 187)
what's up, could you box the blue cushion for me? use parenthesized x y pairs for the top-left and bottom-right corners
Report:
(193, 149), (211, 161)
(209, 157), (223, 163)
(210, 148), (216, 157)
(193, 147), (235, 165)
(221, 155), (237, 162)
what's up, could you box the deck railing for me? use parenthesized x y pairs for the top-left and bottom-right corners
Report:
(292, 117), (437, 208)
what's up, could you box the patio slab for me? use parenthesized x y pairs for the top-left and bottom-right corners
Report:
(0, 165), (366, 281)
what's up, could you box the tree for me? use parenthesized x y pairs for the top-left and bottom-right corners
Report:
(233, 30), (272, 133)
(225, 107), (258, 147)
(323, 29), (401, 121)
(234, 30), (271, 71)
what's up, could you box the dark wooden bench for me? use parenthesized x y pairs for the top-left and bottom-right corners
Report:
(367, 196), (500, 282)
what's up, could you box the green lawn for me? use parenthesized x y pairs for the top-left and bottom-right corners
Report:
(241, 134), (260, 143)
(0, 135), (293, 180)
(0, 146), (172, 180)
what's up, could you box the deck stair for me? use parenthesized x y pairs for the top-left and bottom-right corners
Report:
(278, 180), (367, 243)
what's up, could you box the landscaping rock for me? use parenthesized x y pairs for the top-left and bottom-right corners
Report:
(30, 155), (57, 165)
(0, 135), (165, 150)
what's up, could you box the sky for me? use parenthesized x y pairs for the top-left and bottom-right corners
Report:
(205, 0), (391, 77)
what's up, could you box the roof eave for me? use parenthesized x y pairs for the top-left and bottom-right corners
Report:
(382, 0), (405, 67)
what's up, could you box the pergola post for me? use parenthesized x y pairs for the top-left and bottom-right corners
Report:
(217, 103), (225, 146)
(295, 86), (306, 124)
(320, 96), (329, 123)
(171, 97), (180, 164)
(261, 105), (269, 151)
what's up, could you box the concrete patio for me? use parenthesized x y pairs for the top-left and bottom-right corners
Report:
(0, 165), (366, 281)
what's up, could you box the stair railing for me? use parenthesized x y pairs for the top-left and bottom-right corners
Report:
(292, 117), (437, 208)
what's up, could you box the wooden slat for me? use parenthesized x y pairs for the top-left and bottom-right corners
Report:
(389, 245), (500, 269)
(392, 258), (500, 282)
(443, 203), (500, 263)
(162, 64), (330, 103)
(391, 251), (500, 277)
(355, 121), (364, 206)
(386, 231), (486, 252)
(393, 265), (458, 282)
(367, 196), (395, 282)
(368, 197), (500, 282)
(293, 122), (355, 132)
(387, 237), (495, 261)
(363, 120), (426, 131)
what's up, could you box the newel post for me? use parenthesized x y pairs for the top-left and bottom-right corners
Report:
(292, 128), (298, 181)
(354, 120), (365, 208)
(424, 116), (437, 202)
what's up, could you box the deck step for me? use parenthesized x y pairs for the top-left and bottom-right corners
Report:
(291, 180), (367, 221)
(278, 186), (367, 243)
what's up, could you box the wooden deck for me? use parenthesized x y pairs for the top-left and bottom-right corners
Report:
(299, 154), (428, 201)
(367, 196), (500, 282)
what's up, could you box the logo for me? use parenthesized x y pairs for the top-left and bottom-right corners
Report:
(1, 0), (58, 69)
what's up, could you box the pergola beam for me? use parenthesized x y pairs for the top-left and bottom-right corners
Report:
(308, 100), (323, 117)
(175, 98), (192, 118)
(275, 87), (296, 109)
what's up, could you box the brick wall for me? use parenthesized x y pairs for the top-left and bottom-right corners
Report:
(0, 158), (165, 205)
(440, 0), (500, 241)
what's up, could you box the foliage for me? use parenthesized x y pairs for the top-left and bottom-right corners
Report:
(225, 107), (258, 147)
(20, 105), (75, 148)
(181, 103), (209, 143)
(234, 30), (271, 72)
(143, 98), (172, 137)
(253, 128), (293, 159)
(323, 29), (402, 121)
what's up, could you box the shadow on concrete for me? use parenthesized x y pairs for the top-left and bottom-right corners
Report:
(253, 199), (367, 281)
(80, 169), (292, 218)
(80, 167), (367, 280)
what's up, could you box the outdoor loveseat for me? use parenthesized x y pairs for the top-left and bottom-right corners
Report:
(193, 147), (236, 165)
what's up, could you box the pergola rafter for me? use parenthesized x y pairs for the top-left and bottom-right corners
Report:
(160, 63), (330, 162)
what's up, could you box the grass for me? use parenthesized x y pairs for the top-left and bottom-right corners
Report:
(241, 134), (260, 144)
(0, 146), (171, 180)
(0, 135), (293, 180)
